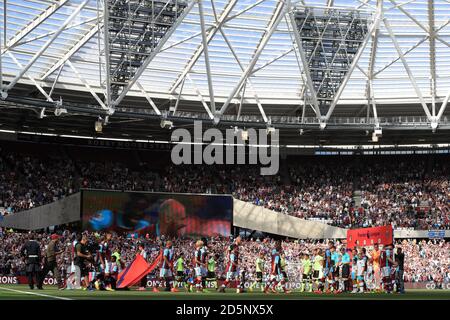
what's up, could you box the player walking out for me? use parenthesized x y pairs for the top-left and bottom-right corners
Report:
(313, 249), (324, 293)
(250, 251), (265, 292)
(194, 240), (205, 292)
(372, 243), (381, 292)
(380, 245), (395, 293)
(206, 254), (217, 290)
(300, 253), (312, 292)
(264, 241), (290, 294)
(174, 253), (186, 290)
(219, 236), (242, 293)
(159, 240), (178, 292)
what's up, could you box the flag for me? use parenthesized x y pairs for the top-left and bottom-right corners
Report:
(117, 252), (162, 289)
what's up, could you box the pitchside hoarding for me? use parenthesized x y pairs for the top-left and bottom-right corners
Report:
(81, 190), (233, 238)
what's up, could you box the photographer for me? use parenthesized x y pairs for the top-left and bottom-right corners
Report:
(73, 234), (92, 288)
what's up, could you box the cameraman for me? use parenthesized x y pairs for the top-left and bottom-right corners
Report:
(74, 234), (92, 288)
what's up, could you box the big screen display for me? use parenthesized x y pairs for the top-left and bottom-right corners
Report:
(81, 190), (233, 237)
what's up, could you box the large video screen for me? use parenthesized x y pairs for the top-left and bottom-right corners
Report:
(81, 190), (233, 237)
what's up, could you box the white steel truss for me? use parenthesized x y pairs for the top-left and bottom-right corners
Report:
(0, 0), (449, 131)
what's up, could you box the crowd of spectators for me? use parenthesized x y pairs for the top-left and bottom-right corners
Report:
(1, 146), (449, 230)
(0, 229), (449, 285)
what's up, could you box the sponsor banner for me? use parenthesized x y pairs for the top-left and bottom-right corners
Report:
(0, 275), (59, 286)
(428, 230), (445, 239)
(0, 275), (439, 290)
(347, 225), (393, 249)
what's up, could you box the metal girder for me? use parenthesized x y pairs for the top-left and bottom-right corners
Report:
(4, 0), (70, 50)
(218, 0), (289, 118)
(110, 0), (196, 109)
(428, 0), (437, 116)
(3, 0), (6, 47)
(66, 59), (108, 111)
(136, 81), (161, 115)
(210, 0), (218, 21)
(251, 48), (294, 75)
(102, 0), (111, 107)
(219, 28), (267, 122)
(373, 36), (429, 77)
(223, 0), (268, 21)
(197, 0), (215, 114)
(324, 10), (378, 121)
(365, 0), (383, 125)
(7, 51), (53, 102)
(168, 0), (238, 94)
(383, 18), (432, 120)
(437, 90), (450, 121)
(3, 0), (90, 93)
(3, 17), (99, 53)
(172, 76), (186, 115)
(287, 7), (321, 119)
(186, 74), (213, 119)
(40, 23), (101, 80)
(388, 0), (428, 33)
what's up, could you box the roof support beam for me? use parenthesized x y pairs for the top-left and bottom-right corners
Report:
(251, 48), (294, 75)
(7, 51), (53, 102)
(66, 59), (108, 111)
(437, 90), (450, 121)
(288, 7), (321, 119)
(40, 22), (101, 80)
(186, 75), (213, 119)
(324, 9), (380, 121)
(3, 0), (90, 94)
(428, 0), (437, 117)
(2, 17), (98, 53)
(373, 36), (428, 77)
(218, 0), (289, 118)
(3, 0), (6, 47)
(172, 76), (186, 116)
(111, 0), (196, 108)
(4, 0), (70, 50)
(197, 0), (216, 114)
(383, 18), (432, 120)
(136, 81), (161, 115)
(219, 29), (267, 122)
(365, 0), (382, 126)
(169, 0), (239, 94)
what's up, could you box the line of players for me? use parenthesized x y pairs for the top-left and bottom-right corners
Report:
(298, 242), (401, 294)
(153, 238), (402, 294)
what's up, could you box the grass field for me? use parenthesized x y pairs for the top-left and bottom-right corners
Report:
(0, 285), (449, 300)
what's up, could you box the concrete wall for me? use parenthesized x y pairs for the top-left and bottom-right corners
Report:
(233, 199), (347, 239)
(0, 193), (81, 230)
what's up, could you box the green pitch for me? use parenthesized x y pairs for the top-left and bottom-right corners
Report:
(0, 285), (449, 300)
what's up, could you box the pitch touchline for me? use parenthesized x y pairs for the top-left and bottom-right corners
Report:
(0, 287), (73, 300)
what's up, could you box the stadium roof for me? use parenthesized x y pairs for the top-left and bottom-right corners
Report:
(0, 0), (450, 144)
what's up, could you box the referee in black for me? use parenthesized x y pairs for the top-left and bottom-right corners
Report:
(21, 233), (42, 290)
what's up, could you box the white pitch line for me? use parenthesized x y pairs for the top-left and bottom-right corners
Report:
(0, 286), (73, 300)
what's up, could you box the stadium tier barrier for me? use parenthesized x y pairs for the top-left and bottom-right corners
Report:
(0, 193), (81, 230)
(233, 199), (347, 239)
(1, 193), (449, 239)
